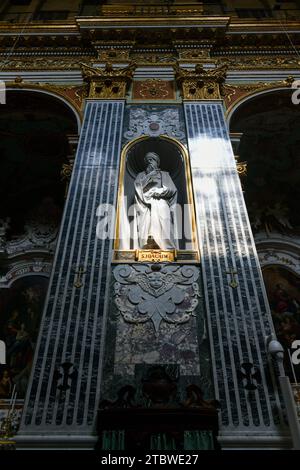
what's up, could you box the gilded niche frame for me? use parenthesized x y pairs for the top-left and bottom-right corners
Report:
(113, 135), (199, 263)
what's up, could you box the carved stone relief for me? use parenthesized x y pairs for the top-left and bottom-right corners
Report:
(124, 107), (185, 141)
(3, 222), (58, 257)
(113, 264), (200, 332)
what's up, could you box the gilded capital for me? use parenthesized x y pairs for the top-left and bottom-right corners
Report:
(81, 61), (136, 99)
(174, 63), (228, 100)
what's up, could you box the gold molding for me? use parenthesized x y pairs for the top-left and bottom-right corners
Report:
(76, 16), (230, 29)
(235, 159), (247, 177)
(81, 61), (136, 99)
(0, 22), (78, 33)
(224, 77), (295, 116)
(130, 52), (177, 66)
(132, 78), (175, 100)
(0, 57), (93, 71)
(3, 17), (300, 36)
(112, 249), (199, 264)
(114, 134), (199, 262)
(0, 16), (300, 53)
(100, 3), (204, 17)
(5, 80), (84, 116)
(218, 55), (300, 70)
(97, 48), (130, 63)
(174, 62), (227, 100)
(2, 53), (299, 71)
(228, 18), (300, 33)
(179, 48), (215, 64)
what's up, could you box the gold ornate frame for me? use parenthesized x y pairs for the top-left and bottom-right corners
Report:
(113, 134), (199, 263)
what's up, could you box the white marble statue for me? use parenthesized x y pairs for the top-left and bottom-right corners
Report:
(134, 152), (178, 250)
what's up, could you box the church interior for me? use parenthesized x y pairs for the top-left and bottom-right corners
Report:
(0, 0), (300, 452)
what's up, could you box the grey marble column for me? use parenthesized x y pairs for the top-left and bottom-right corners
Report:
(184, 101), (287, 443)
(18, 100), (124, 439)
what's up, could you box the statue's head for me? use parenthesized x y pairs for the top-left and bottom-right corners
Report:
(144, 152), (160, 169)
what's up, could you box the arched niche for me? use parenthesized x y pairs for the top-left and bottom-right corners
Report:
(228, 89), (300, 236)
(262, 265), (300, 383)
(6, 86), (82, 133)
(0, 89), (78, 241)
(114, 135), (198, 259)
(257, 238), (300, 277)
(226, 86), (292, 127)
(0, 275), (49, 400)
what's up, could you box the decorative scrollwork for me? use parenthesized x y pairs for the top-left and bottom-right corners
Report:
(81, 61), (136, 99)
(113, 264), (200, 333)
(173, 62), (228, 100)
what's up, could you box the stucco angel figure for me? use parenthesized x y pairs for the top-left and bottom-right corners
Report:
(134, 152), (178, 250)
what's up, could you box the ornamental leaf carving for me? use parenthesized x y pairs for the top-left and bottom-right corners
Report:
(113, 264), (200, 332)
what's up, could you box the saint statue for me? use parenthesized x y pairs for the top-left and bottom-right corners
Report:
(134, 152), (178, 250)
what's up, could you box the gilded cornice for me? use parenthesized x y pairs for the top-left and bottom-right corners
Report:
(178, 48), (214, 64)
(0, 22), (78, 35)
(76, 16), (230, 30)
(0, 16), (300, 62)
(1, 54), (300, 72)
(81, 62), (136, 99)
(174, 62), (227, 100)
(217, 56), (300, 70)
(0, 57), (93, 70)
(97, 48), (131, 63)
(0, 17), (298, 36)
(213, 46), (300, 56)
(129, 52), (177, 66)
(100, 3), (204, 17)
(223, 76), (295, 113)
(228, 18), (300, 33)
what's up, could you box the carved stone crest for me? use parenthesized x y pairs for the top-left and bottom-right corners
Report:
(124, 107), (185, 140)
(113, 264), (200, 332)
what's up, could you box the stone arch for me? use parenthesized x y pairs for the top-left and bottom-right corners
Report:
(262, 264), (300, 382)
(0, 259), (51, 289)
(0, 88), (79, 244)
(6, 85), (82, 133)
(257, 239), (300, 277)
(226, 85), (293, 126)
(228, 87), (300, 236)
(0, 274), (50, 399)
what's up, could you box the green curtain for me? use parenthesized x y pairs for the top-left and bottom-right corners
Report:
(102, 430), (125, 450)
(184, 431), (214, 450)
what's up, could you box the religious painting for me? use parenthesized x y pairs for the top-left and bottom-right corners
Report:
(263, 266), (300, 382)
(0, 276), (48, 399)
